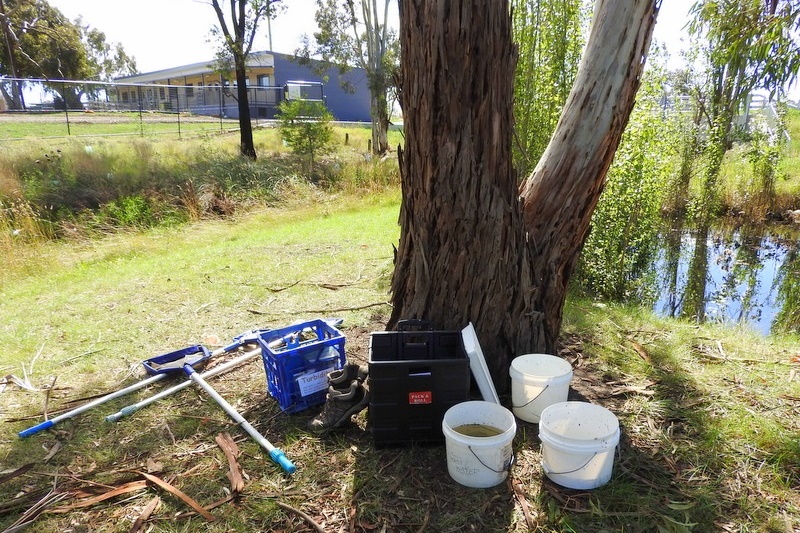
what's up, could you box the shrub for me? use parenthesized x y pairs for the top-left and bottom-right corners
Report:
(277, 100), (335, 173)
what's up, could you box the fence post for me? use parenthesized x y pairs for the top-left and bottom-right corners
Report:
(138, 86), (144, 136)
(63, 81), (71, 136)
(219, 85), (224, 132)
(176, 85), (182, 139)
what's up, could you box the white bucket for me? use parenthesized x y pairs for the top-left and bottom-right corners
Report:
(538, 401), (620, 489)
(441, 401), (516, 488)
(510, 354), (573, 423)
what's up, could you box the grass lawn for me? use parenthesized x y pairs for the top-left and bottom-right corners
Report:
(0, 111), (246, 140)
(1, 190), (798, 532)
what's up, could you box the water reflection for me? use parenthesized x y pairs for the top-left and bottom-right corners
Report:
(653, 223), (800, 335)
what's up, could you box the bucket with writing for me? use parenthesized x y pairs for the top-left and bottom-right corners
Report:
(510, 354), (573, 423)
(538, 401), (620, 489)
(441, 401), (516, 488)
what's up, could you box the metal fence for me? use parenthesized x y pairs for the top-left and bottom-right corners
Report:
(662, 93), (793, 142)
(0, 77), (325, 141)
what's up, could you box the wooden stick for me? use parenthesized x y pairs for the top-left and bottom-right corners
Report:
(275, 500), (326, 533)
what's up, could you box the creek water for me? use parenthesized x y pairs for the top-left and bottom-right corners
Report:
(651, 223), (800, 335)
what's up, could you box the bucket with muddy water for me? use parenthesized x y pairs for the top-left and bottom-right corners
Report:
(441, 401), (516, 488)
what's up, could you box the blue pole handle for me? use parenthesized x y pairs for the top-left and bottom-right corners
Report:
(269, 448), (297, 474)
(18, 419), (54, 438)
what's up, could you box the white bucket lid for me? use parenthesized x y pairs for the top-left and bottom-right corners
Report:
(509, 354), (573, 385)
(539, 401), (620, 451)
(461, 323), (500, 404)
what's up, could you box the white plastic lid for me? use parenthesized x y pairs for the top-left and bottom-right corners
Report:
(509, 353), (573, 384)
(461, 322), (500, 404)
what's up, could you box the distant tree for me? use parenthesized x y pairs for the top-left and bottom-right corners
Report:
(0, 0), (136, 109)
(79, 20), (137, 82)
(207, 0), (284, 160)
(277, 99), (335, 173)
(688, 0), (800, 225)
(297, 0), (398, 155)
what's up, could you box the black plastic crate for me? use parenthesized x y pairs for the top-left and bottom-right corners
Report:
(368, 328), (470, 445)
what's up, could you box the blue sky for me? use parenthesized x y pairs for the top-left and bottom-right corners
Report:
(48, 0), (689, 74)
(45, 0), (797, 101)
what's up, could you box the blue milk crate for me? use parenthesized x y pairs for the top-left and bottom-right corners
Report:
(257, 319), (346, 413)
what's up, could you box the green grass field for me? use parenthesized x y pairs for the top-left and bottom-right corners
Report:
(1, 189), (798, 532)
(0, 111), (247, 140)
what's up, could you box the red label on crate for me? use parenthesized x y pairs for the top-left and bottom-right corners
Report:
(408, 391), (432, 404)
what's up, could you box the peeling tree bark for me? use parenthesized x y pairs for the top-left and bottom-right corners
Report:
(390, 0), (659, 392)
(518, 0), (660, 352)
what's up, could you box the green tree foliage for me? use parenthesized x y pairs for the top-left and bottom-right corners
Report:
(277, 99), (335, 173)
(576, 60), (677, 302)
(689, 0), (800, 223)
(511, 0), (586, 176)
(773, 246), (800, 332)
(296, 0), (399, 155)
(0, 0), (136, 109)
(79, 20), (137, 82)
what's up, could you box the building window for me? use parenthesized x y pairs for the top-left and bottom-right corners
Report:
(257, 75), (271, 86)
(122, 92), (129, 103)
(159, 87), (165, 99)
(186, 83), (194, 97)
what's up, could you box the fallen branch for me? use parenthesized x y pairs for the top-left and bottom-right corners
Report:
(275, 500), (326, 533)
(42, 376), (58, 421)
(1, 490), (69, 533)
(59, 349), (104, 365)
(294, 301), (392, 314)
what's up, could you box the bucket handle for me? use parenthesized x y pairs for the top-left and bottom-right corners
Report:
(541, 451), (597, 476)
(468, 446), (515, 474)
(512, 383), (549, 410)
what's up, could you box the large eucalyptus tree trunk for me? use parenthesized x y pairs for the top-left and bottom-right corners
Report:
(518, 0), (660, 353)
(389, 0), (659, 392)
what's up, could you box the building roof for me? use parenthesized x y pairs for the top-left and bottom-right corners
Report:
(116, 51), (275, 84)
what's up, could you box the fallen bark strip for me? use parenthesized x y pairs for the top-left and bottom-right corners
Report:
(129, 495), (160, 533)
(0, 489), (52, 515)
(138, 472), (215, 522)
(215, 432), (245, 494)
(50, 481), (148, 512)
(511, 478), (535, 531)
(0, 463), (34, 485)
(172, 494), (235, 519)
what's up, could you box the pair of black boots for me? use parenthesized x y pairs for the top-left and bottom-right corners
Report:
(307, 363), (369, 433)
